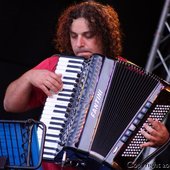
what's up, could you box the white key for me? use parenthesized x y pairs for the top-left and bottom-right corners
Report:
(58, 57), (84, 62)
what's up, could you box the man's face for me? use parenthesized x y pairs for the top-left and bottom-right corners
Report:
(70, 17), (103, 58)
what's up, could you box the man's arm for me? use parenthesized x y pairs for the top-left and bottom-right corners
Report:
(4, 69), (63, 113)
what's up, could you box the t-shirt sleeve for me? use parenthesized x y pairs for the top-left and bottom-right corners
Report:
(33, 55), (59, 71)
(28, 55), (59, 109)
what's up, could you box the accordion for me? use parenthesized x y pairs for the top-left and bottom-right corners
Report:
(39, 54), (170, 169)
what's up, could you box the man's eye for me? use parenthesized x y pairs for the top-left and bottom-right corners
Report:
(85, 32), (95, 38)
(70, 33), (77, 39)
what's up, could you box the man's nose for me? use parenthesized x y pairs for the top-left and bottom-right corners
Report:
(76, 36), (84, 47)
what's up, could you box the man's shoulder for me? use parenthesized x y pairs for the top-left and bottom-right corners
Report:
(48, 54), (60, 61)
(33, 54), (60, 70)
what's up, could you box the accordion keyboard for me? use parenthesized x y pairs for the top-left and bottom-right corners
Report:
(38, 56), (85, 160)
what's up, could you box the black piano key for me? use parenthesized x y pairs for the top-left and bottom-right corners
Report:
(51, 117), (66, 121)
(65, 69), (80, 73)
(67, 65), (82, 69)
(48, 126), (63, 130)
(45, 138), (59, 143)
(68, 60), (84, 64)
(57, 98), (70, 102)
(58, 93), (72, 97)
(61, 88), (76, 93)
(62, 88), (74, 92)
(46, 133), (60, 138)
(53, 110), (66, 114)
(43, 146), (57, 150)
(54, 105), (68, 109)
(62, 81), (76, 85)
(63, 76), (78, 80)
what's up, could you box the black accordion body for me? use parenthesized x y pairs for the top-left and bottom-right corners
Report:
(39, 54), (170, 169)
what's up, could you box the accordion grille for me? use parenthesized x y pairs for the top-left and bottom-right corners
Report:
(91, 61), (160, 156)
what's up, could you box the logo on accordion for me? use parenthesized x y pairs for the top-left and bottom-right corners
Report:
(91, 89), (103, 118)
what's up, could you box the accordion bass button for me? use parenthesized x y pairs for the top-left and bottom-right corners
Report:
(133, 118), (140, 126)
(121, 136), (128, 142)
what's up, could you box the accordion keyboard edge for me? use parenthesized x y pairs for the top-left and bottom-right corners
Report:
(38, 54), (103, 161)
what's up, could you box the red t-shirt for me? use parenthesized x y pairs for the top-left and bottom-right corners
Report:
(28, 55), (59, 109)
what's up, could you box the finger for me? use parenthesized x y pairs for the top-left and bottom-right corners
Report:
(140, 141), (154, 148)
(45, 79), (62, 93)
(45, 73), (63, 91)
(57, 73), (62, 79)
(41, 85), (52, 97)
(53, 73), (63, 86)
(143, 123), (157, 136)
(147, 118), (158, 129)
(50, 72), (63, 84)
(148, 118), (160, 130)
(140, 127), (157, 144)
(140, 128), (152, 140)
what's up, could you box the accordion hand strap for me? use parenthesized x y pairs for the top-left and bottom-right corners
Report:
(135, 137), (170, 169)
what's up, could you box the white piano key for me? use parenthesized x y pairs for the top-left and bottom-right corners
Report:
(41, 115), (66, 121)
(45, 118), (65, 125)
(62, 84), (75, 89)
(44, 140), (59, 148)
(45, 100), (69, 107)
(58, 91), (73, 95)
(40, 117), (65, 125)
(45, 134), (60, 141)
(43, 105), (66, 111)
(44, 103), (68, 109)
(43, 155), (55, 159)
(57, 65), (82, 70)
(58, 57), (84, 62)
(55, 70), (78, 76)
(46, 98), (70, 104)
(62, 79), (77, 84)
(41, 111), (66, 118)
(45, 129), (61, 135)
(45, 135), (60, 141)
(48, 92), (72, 98)
(41, 119), (66, 126)
(43, 148), (57, 154)
(56, 65), (81, 70)
(50, 94), (71, 100)
(48, 125), (63, 130)
(58, 59), (84, 64)
(42, 122), (65, 129)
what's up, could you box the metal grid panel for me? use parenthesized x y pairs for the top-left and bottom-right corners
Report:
(145, 0), (170, 82)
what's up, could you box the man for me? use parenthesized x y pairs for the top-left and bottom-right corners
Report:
(3, 1), (169, 170)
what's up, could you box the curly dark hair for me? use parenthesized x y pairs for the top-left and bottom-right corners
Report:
(54, 1), (122, 58)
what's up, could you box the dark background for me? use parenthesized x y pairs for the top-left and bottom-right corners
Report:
(0, 0), (169, 167)
(0, 0), (165, 117)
